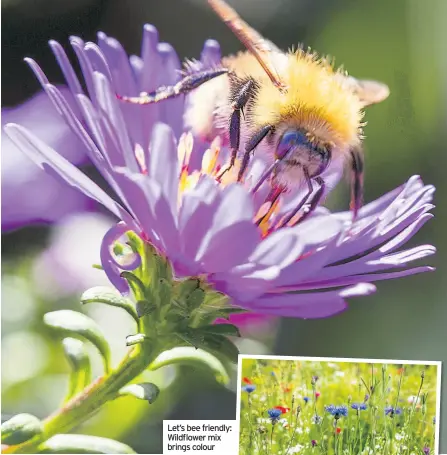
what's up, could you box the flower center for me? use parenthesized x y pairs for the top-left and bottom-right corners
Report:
(176, 133), (287, 237)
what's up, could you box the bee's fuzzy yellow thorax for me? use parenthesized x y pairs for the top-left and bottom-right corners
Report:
(252, 50), (365, 150)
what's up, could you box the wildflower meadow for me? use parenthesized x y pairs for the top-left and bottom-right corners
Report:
(239, 358), (439, 455)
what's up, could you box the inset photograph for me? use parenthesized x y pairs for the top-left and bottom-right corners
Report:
(237, 356), (440, 455)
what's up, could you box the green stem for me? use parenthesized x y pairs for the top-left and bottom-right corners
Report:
(4, 343), (158, 454)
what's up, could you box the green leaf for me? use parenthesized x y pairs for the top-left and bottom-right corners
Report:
(195, 323), (241, 337)
(126, 333), (148, 346)
(118, 383), (160, 404)
(62, 338), (91, 402)
(135, 300), (157, 318)
(176, 278), (201, 299)
(212, 307), (248, 319)
(38, 434), (135, 454)
(120, 271), (146, 301)
(185, 287), (205, 310)
(43, 310), (111, 374)
(149, 346), (229, 385)
(200, 333), (240, 364)
(155, 278), (173, 311)
(1, 413), (43, 445)
(80, 286), (139, 324)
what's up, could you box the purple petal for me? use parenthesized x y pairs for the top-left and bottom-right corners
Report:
(148, 122), (180, 213)
(196, 184), (260, 272)
(100, 223), (131, 294)
(92, 72), (138, 172)
(249, 228), (304, 269)
(48, 40), (84, 97)
(157, 42), (183, 137)
(179, 177), (221, 260)
(200, 39), (221, 67)
(276, 266), (435, 292)
(4, 123), (134, 227)
(139, 24), (161, 150)
(243, 283), (376, 319)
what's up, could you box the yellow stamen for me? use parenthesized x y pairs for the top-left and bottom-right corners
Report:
(256, 197), (282, 237)
(177, 132), (194, 168)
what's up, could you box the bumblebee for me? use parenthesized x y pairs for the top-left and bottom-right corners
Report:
(119, 0), (389, 221)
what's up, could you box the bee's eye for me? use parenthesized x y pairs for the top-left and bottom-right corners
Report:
(276, 130), (308, 159)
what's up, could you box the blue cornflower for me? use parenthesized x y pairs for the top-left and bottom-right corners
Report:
(325, 405), (348, 419)
(384, 406), (402, 417)
(351, 403), (367, 411)
(303, 396), (310, 403)
(242, 385), (256, 393)
(267, 408), (282, 422)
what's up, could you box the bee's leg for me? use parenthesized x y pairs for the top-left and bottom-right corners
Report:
(274, 169), (314, 228)
(217, 79), (257, 180)
(297, 176), (326, 224)
(237, 124), (274, 182)
(349, 147), (364, 222)
(117, 68), (228, 104)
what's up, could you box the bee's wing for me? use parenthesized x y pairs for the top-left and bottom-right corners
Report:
(208, 0), (286, 90)
(340, 75), (390, 107)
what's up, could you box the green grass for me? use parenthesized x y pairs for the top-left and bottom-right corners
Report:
(239, 359), (438, 455)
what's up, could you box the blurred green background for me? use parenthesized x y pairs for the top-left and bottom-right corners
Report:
(2, 0), (446, 453)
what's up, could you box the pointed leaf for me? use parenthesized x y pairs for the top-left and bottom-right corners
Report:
(196, 323), (241, 337)
(176, 278), (201, 300)
(118, 383), (160, 404)
(200, 333), (240, 364)
(43, 310), (111, 373)
(81, 286), (138, 323)
(62, 338), (91, 402)
(38, 434), (135, 454)
(149, 346), (229, 385)
(120, 271), (146, 301)
(135, 300), (157, 318)
(212, 307), (248, 319)
(1, 414), (43, 445)
(185, 288), (205, 310)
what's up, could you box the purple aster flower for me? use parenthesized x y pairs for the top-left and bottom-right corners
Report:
(325, 405), (348, 419)
(311, 440), (318, 447)
(423, 446), (430, 455)
(351, 403), (367, 411)
(242, 385), (256, 393)
(4, 25), (435, 318)
(384, 406), (402, 417)
(267, 408), (282, 422)
(2, 89), (91, 231)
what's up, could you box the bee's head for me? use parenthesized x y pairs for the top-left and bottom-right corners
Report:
(276, 129), (331, 178)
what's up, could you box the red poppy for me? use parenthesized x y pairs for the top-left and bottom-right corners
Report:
(274, 406), (290, 414)
(336, 427), (342, 434)
(283, 386), (292, 393)
(315, 392), (321, 398)
(242, 377), (252, 384)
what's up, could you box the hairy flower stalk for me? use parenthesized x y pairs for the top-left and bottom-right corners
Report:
(2, 22), (436, 452)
